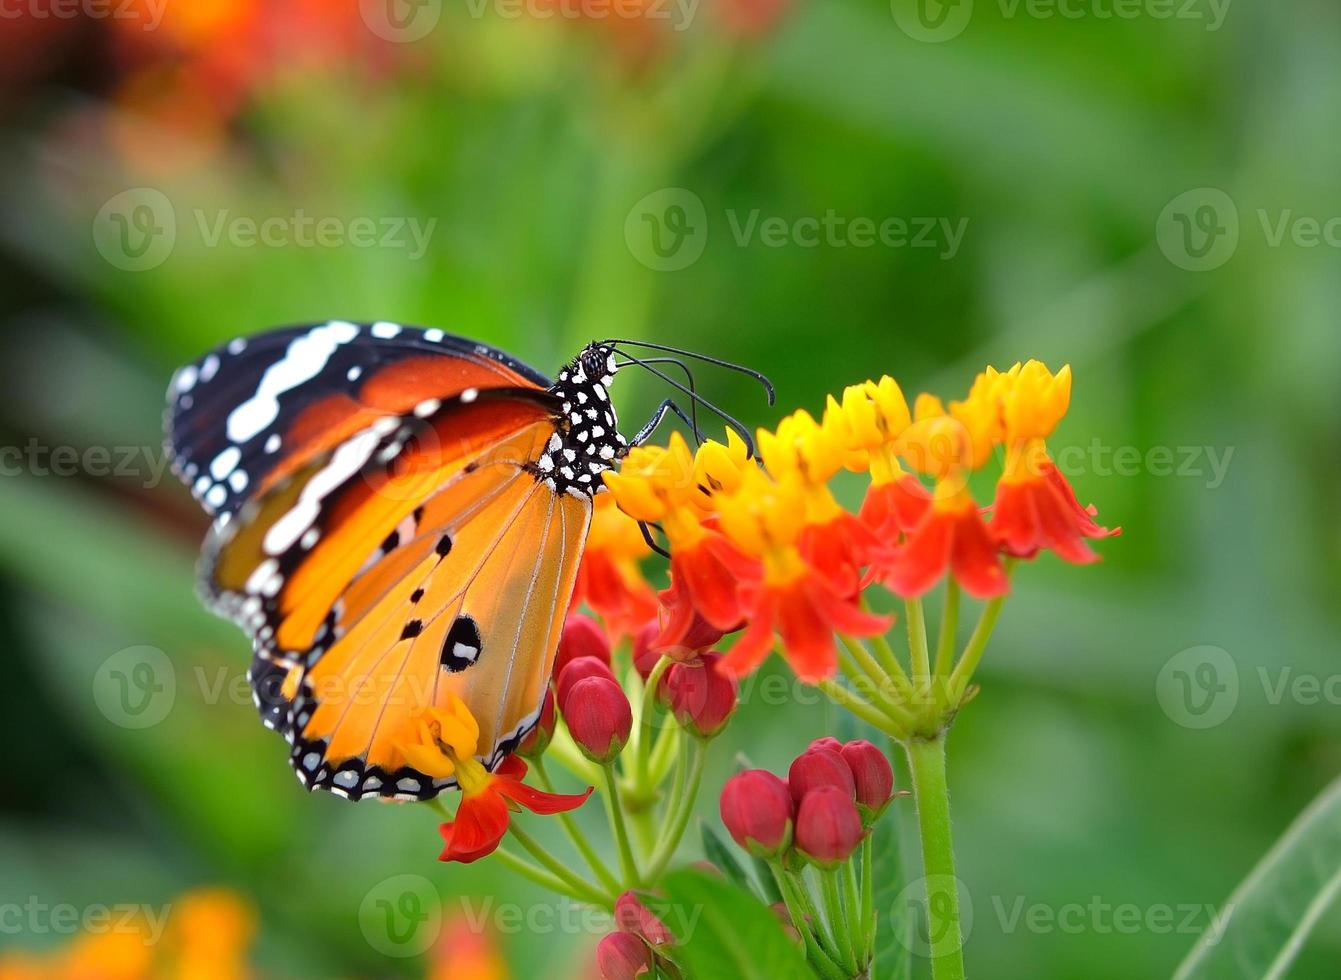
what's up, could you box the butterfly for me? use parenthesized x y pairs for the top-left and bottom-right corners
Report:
(165, 321), (770, 802)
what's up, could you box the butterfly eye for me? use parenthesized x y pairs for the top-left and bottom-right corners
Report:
(581, 350), (606, 379)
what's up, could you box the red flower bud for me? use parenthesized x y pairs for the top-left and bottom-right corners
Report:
(719, 769), (794, 858)
(632, 620), (662, 681)
(597, 931), (650, 980)
(840, 740), (895, 817)
(563, 676), (632, 764)
(662, 653), (738, 739)
(556, 613), (611, 679)
(556, 656), (618, 705)
(517, 688), (556, 759)
(788, 748), (856, 805)
(794, 786), (864, 867)
(614, 891), (673, 946)
(808, 736), (844, 755)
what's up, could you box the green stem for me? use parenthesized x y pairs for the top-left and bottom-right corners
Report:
(506, 825), (612, 907)
(817, 678), (902, 737)
(547, 724), (604, 785)
(840, 641), (916, 729)
(945, 595), (1006, 709)
(933, 581), (960, 680)
(494, 846), (588, 899)
(646, 713), (682, 785)
(645, 739), (707, 882)
(845, 855), (865, 967)
(774, 866), (847, 980)
(821, 866), (859, 975)
(602, 763), (641, 887)
(635, 655), (675, 794)
(905, 736), (966, 980)
(532, 757), (621, 895)
(905, 598), (931, 689)
(861, 833), (875, 965)
(861, 597), (912, 687)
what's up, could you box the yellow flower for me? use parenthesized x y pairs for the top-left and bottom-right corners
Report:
(758, 410), (845, 486)
(601, 432), (697, 521)
(1001, 360), (1071, 442)
(692, 429), (751, 503)
(715, 467), (808, 575)
(826, 377), (915, 483)
(399, 694), (482, 783)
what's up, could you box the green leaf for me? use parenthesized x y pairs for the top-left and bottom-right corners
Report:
(1173, 773), (1341, 979)
(700, 819), (760, 899)
(870, 794), (912, 980)
(660, 868), (812, 979)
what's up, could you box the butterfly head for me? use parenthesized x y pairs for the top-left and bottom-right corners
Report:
(538, 343), (626, 497)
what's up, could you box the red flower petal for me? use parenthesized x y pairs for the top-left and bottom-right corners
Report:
(495, 757), (593, 815)
(438, 790), (510, 864)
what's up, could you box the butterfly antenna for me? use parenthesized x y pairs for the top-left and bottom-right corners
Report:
(615, 355), (704, 445)
(614, 349), (757, 457)
(605, 339), (775, 406)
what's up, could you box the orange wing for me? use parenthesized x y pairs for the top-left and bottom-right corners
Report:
(204, 386), (589, 801)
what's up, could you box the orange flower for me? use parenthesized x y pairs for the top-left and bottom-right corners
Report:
(398, 697), (592, 865)
(990, 446), (1120, 562)
(761, 410), (890, 595)
(880, 415), (1008, 599)
(604, 434), (760, 645)
(715, 469), (890, 681)
(428, 916), (509, 980)
(573, 493), (659, 640)
(983, 361), (1119, 562)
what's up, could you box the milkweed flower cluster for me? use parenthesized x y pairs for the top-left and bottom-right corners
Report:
(602, 360), (1118, 691)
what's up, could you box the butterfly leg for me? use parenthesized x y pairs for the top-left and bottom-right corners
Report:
(637, 520), (671, 559)
(630, 398), (704, 448)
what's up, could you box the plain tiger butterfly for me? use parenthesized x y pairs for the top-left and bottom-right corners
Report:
(165, 321), (770, 802)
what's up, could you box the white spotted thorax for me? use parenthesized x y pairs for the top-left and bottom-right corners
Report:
(535, 344), (625, 497)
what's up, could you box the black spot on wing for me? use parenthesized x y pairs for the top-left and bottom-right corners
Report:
(441, 615), (482, 671)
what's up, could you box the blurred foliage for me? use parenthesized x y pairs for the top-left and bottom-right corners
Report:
(1, 0), (1340, 977)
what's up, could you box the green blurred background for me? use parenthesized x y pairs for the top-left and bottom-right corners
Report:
(2, 0), (1339, 976)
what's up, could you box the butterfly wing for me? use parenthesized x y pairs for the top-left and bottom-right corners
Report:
(168, 323), (590, 801)
(166, 321), (550, 522)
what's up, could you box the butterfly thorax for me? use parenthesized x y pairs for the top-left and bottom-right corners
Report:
(535, 344), (625, 498)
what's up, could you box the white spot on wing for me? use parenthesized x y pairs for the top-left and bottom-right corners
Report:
(371, 321), (402, 339)
(226, 321), (359, 444)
